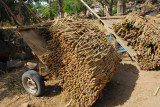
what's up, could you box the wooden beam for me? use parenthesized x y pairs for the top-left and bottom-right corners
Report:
(100, 16), (126, 20)
(0, 26), (17, 30)
(0, 20), (54, 30)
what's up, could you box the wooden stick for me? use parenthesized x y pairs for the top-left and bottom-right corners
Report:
(65, 99), (72, 107)
(154, 87), (160, 96)
(39, 60), (42, 75)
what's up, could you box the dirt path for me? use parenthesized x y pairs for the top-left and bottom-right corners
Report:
(0, 55), (160, 107)
(93, 56), (160, 107)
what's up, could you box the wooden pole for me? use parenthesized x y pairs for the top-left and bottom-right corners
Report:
(20, 0), (42, 23)
(80, 0), (100, 20)
(39, 60), (42, 75)
(0, 0), (22, 25)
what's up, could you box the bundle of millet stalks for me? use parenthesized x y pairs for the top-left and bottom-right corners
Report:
(42, 17), (119, 106)
(113, 14), (160, 70)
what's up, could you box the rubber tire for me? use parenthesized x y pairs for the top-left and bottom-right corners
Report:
(22, 70), (45, 97)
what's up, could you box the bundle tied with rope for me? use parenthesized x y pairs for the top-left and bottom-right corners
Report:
(113, 15), (160, 70)
(41, 17), (119, 106)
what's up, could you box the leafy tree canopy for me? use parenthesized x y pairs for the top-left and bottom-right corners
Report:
(0, 0), (134, 25)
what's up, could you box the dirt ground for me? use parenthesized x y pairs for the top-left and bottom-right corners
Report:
(0, 55), (160, 107)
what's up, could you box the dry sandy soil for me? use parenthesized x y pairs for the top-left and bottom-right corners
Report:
(0, 55), (160, 107)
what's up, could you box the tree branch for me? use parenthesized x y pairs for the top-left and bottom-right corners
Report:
(20, 0), (42, 23)
(0, 0), (22, 25)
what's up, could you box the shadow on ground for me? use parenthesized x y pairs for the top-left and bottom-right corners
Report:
(92, 63), (139, 107)
(153, 66), (160, 71)
(0, 66), (62, 102)
(44, 84), (62, 97)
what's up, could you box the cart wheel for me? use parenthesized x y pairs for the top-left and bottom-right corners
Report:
(22, 70), (45, 97)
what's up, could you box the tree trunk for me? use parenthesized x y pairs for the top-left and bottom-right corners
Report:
(145, 0), (157, 4)
(4, 8), (15, 25)
(152, 0), (157, 4)
(0, 0), (22, 25)
(18, 2), (24, 24)
(145, 0), (152, 4)
(117, 0), (125, 16)
(57, 0), (64, 18)
(49, 0), (54, 20)
(102, 4), (105, 17)
(108, 0), (113, 16)
(100, 1), (105, 17)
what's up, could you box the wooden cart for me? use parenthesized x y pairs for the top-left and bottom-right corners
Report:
(0, 13), (137, 97)
(0, 1), (138, 97)
(0, 21), (55, 96)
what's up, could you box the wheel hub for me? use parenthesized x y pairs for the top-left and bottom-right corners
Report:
(26, 78), (37, 94)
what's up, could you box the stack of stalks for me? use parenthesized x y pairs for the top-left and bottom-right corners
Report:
(42, 17), (119, 106)
(113, 15), (160, 70)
